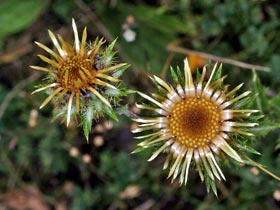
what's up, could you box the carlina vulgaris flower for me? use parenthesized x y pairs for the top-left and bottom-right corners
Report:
(132, 58), (266, 189)
(31, 18), (129, 139)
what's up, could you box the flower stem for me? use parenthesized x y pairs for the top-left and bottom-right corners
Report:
(244, 155), (280, 181)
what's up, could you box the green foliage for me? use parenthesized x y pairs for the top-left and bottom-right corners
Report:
(52, 0), (76, 21)
(95, 2), (195, 74)
(38, 126), (68, 174)
(0, 0), (47, 42)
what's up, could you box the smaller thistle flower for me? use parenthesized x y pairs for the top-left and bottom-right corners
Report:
(31, 19), (129, 140)
(133, 58), (260, 188)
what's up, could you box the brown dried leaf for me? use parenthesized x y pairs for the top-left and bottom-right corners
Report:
(3, 187), (50, 210)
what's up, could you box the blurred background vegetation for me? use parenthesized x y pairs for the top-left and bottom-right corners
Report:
(1, 0), (280, 209)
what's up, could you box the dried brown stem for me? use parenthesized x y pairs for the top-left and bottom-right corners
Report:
(0, 44), (33, 64)
(160, 52), (175, 80)
(167, 42), (271, 72)
(133, 199), (155, 210)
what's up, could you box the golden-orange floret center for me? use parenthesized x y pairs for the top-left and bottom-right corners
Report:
(168, 97), (221, 149)
(58, 56), (96, 91)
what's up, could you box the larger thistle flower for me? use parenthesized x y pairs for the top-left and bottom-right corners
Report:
(133, 59), (260, 188)
(31, 19), (129, 139)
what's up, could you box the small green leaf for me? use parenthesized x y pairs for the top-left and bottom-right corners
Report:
(250, 122), (280, 137)
(252, 70), (268, 112)
(105, 107), (118, 121)
(106, 38), (117, 54)
(233, 94), (256, 109)
(176, 66), (185, 86)
(131, 146), (146, 154)
(115, 105), (134, 118)
(205, 175), (217, 196)
(51, 107), (66, 122)
(170, 66), (179, 84)
(237, 144), (261, 155)
(195, 68), (202, 84)
(212, 64), (223, 82)
(81, 106), (94, 142)
(101, 39), (117, 66)
(112, 64), (130, 78)
(120, 89), (136, 95)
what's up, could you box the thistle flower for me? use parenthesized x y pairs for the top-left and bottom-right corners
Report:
(31, 19), (129, 139)
(133, 58), (260, 188)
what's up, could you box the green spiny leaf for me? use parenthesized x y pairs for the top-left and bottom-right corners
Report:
(205, 175), (217, 196)
(115, 105), (132, 117)
(176, 66), (185, 86)
(105, 106), (118, 121)
(250, 122), (280, 137)
(81, 106), (94, 142)
(212, 63), (223, 82)
(170, 66), (179, 84)
(232, 93), (256, 109)
(237, 144), (261, 155)
(106, 38), (117, 53)
(131, 146), (146, 154)
(112, 64), (130, 78)
(252, 70), (268, 112)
